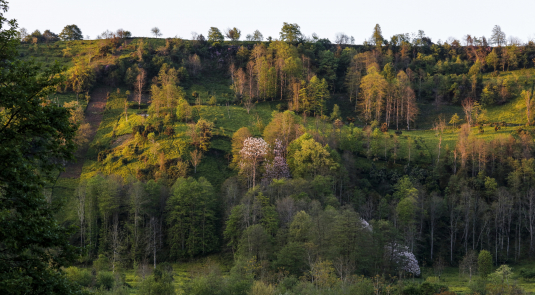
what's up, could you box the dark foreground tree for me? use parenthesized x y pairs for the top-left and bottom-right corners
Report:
(0, 1), (80, 293)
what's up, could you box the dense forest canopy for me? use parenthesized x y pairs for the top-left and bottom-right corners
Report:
(5, 4), (535, 293)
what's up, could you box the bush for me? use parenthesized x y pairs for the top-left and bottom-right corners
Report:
(519, 268), (535, 279)
(468, 278), (487, 295)
(380, 122), (388, 133)
(93, 254), (110, 272)
(209, 96), (217, 106)
(96, 271), (115, 290)
(164, 126), (175, 137)
(478, 250), (493, 278)
(402, 283), (421, 295)
(419, 282), (448, 295)
(349, 278), (374, 295)
(98, 149), (112, 162)
(64, 266), (93, 287)
(132, 124), (145, 136)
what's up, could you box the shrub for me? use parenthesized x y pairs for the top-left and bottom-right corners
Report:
(209, 96), (217, 106)
(96, 271), (115, 290)
(93, 254), (110, 272)
(64, 266), (93, 287)
(419, 282), (448, 295)
(468, 278), (487, 295)
(349, 278), (374, 295)
(519, 268), (535, 279)
(478, 250), (493, 278)
(98, 149), (112, 162)
(164, 126), (175, 137)
(402, 283), (421, 295)
(380, 122), (388, 133)
(132, 124), (145, 136)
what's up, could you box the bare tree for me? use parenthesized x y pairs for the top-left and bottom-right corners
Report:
(335, 33), (350, 45)
(462, 97), (474, 127)
(523, 84), (535, 125)
(244, 96), (254, 114)
(275, 197), (296, 227)
(525, 188), (535, 255)
(447, 193), (461, 263)
(490, 25), (506, 47)
(224, 27), (241, 41)
(151, 27), (162, 38)
(110, 215), (122, 273)
(135, 68), (146, 109)
(459, 250), (478, 281)
(187, 54), (202, 76)
(124, 91), (129, 122)
(76, 182), (86, 249)
(428, 193), (444, 260)
(190, 149), (203, 173)
(145, 216), (159, 268)
(129, 181), (146, 262)
(434, 115), (446, 165)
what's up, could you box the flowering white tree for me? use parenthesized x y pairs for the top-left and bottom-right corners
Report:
(262, 139), (290, 184)
(240, 137), (269, 188)
(362, 216), (420, 277)
(386, 243), (421, 277)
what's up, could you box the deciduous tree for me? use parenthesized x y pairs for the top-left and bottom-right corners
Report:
(136, 68), (147, 109)
(207, 27), (224, 43)
(59, 24), (82, 41)
(151, 27), (161, 38)
(240, 137), (269, 188)
(225, 27), (241, 41)
(491, 25), (506, 47)
(0, 2), (79, 291)
(167, 177), (218, 258)
(279, 22), (302, 42)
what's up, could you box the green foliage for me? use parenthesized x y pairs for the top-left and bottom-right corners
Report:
(0, 3), (80, 293)
(208, 27), (224, 43)
(16, 12), (535, 295)
(478, 250), (493, 278)
(59, 24), (83, 41)
(274, 242), (306, 276)
(96, 271), (115, 290)
(94, 254), (111, 272)
(65, 267), (93, 288)
(167, 177), (218, 258)
(137, 264), (175, 295)
(237, 224), (272, 261)
(279, 22), (302, 42)
(287, 133), (339, 178)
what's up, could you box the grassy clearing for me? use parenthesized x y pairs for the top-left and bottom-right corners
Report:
(486, 94), (526, 125)
(419, 263), (535, 294)
(81, 83), (535, 186)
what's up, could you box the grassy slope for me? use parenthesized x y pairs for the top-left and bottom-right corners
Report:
(29, 40), (535, 292)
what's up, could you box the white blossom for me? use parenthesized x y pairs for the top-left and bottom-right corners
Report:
(262, 139), (291, 185)
(239, 137), (269, 187)
(361, 217), (420, 276)
(386, 243), (421, 276)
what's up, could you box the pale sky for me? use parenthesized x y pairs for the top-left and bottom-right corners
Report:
(6, 0), (535, 44)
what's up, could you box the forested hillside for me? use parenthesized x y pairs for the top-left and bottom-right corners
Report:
(13, 21), (535, 294)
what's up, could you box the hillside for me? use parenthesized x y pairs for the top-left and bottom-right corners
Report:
(20, 34), (535, 294)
